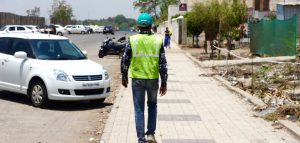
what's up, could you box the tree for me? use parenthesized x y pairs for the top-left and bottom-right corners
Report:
(133, 0), (160, 19)
(158, 0), (179, 22)
(133, 0), (179, 22)
(26, 6), (40, 17)
(185, 0), (247, 56)
(221, 0), (247, 38)
(185, 3), (205, 48)
(51, 0), (74, 25)
(115, 14), (127, 25)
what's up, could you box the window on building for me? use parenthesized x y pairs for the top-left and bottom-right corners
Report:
(263, 0), (270, 11)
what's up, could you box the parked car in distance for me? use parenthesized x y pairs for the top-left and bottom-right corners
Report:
(95, 26), (105, 33)
(0, 25), (33, 34)
(0, 33), (111, 108)
(64, 25), (73, 32)
(40, 25), (67, 36)
(103, 26), (114, 35)
(25, 25), (40, 33)
(68, 25), (87, 34)
(85, 26), (93, 34)
(54, 24), (67, 36)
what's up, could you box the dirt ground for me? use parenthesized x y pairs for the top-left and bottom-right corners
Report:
(181, 44), (300, 123)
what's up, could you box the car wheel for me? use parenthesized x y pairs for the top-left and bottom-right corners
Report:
(81, 31), (85, 34)
(29, 80), (49, 108)
(98, 51), (105, 58)
(57, 32), (63, 36)
(68, 31), (71, 34)
(90, 98), (105, 104)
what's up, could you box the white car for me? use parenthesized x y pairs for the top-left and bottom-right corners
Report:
(68, 25), (87, 34)
(95, 26), (105, 33)
(0, 25), (33, 34)
(64, 25), (73, 32)
(0, 33), (111, 108)
(25, 25), (40, 33)
(54, 24), (67, 36)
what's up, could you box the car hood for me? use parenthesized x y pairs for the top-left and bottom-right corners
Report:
(35, 59), (105, 75)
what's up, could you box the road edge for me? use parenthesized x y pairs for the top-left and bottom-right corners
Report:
(100, 86), (126, 143)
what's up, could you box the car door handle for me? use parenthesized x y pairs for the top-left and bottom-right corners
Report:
(4, 58), (9, 62)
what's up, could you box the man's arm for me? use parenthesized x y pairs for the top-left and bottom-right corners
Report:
(159, 44), (168, 95)
(120, 40), (132, 87)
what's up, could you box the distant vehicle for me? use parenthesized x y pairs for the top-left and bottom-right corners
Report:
(25, 25), (40, 33)
(54, 24), (67, 36)
(64, 25), (73, 31)
(39, 25), (48, 33)
(95, 26), (105, 33)
(40, 25), (67, 36)
(103, 26), (114, 35)
(0, 25), (33, 34)
(85, 26), (93, 34)
(68, 25), (87, 34)
(0, 33), (111, 108)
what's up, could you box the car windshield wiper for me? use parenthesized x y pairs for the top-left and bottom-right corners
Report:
(57, 57), (70, 60)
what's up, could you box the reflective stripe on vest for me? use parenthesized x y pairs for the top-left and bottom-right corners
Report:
(132, 35), (160, 57)
(129, 34), (162, 79)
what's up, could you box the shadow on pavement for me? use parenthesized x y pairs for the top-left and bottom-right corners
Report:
(0, 91), (113, 111)
(0, 91), (30, 105)
(48, 101), (113, 111)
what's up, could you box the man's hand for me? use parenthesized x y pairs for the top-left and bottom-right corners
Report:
(159, 85), (167, 96)
(122, 80), (128, 88)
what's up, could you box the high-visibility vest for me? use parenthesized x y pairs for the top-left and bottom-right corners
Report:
(129, 34), (163, 79)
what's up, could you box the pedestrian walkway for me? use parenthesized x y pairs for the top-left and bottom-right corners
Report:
(100, 41), (299, 143)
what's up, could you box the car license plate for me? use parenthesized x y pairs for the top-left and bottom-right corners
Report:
(82, 82), (100, 87)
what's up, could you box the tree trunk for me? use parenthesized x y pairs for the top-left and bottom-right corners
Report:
(210, 40), (214, 59)
(227, 36), (232, 60)
(192, 35), (195, 48)
(204, 36), (207, 54)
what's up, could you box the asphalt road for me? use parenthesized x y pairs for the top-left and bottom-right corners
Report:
(0, 31), (134, 143)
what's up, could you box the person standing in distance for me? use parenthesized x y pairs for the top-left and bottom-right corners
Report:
(121, 13), (168, 143)
(164, 27), (171, 48)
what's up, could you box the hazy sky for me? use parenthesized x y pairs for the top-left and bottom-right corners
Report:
(0, 0), (140, 20)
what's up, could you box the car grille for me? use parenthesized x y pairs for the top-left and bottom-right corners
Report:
(74, 88), (104, 95)
(72, 75), (102, 81)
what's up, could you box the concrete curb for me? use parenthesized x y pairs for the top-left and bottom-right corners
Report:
(278, 120), (300, 141)
(185, 51), (267, 108)
(100, 87), (126, 143)
(184, 50), (300, 140)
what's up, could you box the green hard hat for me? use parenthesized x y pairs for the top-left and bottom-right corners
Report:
(137, 13), (153, 27)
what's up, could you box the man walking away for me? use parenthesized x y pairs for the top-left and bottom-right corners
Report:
(121, 13), (168, 143)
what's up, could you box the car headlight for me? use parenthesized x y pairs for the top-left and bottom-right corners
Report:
(54, 69), (70, 82)
(105, 71), (109, 80)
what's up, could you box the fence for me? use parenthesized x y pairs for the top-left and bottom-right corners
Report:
(250, 16), (297, 56)
(0, 12), (45, 27)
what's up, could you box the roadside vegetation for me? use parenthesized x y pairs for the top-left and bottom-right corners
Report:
(185, 0), (247, 51)
(180, 0), (300, 124)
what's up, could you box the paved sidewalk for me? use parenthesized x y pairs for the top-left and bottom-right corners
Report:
(100, 41), (299, 143)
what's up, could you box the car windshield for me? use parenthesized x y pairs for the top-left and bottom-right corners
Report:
(30, 39), (86, 60)
(0, 26), (7, 31)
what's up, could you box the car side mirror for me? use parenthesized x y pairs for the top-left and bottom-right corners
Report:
(82, 51), (88, 56)
(14, 51), (28, 59)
